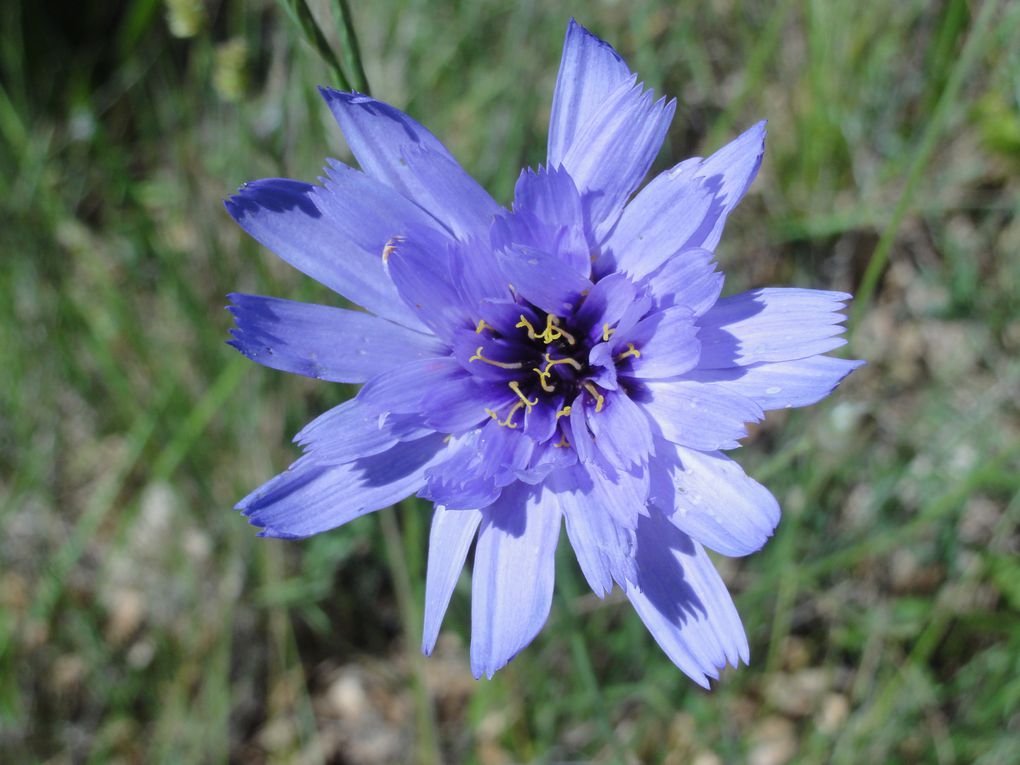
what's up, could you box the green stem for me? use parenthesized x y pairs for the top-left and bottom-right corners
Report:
(333, 0), (371, 94)
(277, 0), (352, 90)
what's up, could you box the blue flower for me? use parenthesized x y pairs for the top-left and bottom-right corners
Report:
(225, 19), (862, 685)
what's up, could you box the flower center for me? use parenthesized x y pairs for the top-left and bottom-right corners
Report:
(467, 301), (641, 445)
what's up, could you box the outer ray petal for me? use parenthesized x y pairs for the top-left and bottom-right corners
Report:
(696, 288), (851, 368)
(225, 177), (426, 330)
(294, 399), (430, 464)
(649, 440), (780, 557)
(625, 508), (749, 687)
(637, 380), (764, 451)
(227, 293), (444, 383)
(423, 506), (482, 655)
(562, 80), (676, 239)
(547, 465), (637, 597)
(684, 356), (865, 411)
(470, 483), (561, 678)
(547, 19), (633, 167)
(237, 434), (447, 538)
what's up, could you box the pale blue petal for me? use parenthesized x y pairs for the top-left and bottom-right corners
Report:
(683, 121), (767, 251)
(423, 506), (482, 655)
(225, 177), (426, 330)
(547, 19), (633, 167)
(697, 288), (851, 368)
(649, 440), (780, 556)
(638, 380), (764, 450)
(547, 466), (637, 597)
(639, 248), (724, 317)
(237, 434), (447, 538)
(293, 399), (430, 464)
(562, 81), (676, 239)
(357, 357), (463, 415)
(625, 508), (748, 686)
(228, 293), (444, 383)
(470, 483), (561, 678)
(684, 356), (865, 411)
(604, 171), (716, 280)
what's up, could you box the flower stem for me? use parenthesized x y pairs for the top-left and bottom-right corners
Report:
(276, 0), (352, 91)
(332, 0), (371, 94)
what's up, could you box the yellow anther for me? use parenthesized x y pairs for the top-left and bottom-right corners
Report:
(508, 381), (538, 408)
(583, 381), (605, 413)
(469, 346), (523, 369)
(554, 434), (571, 448)
(602, 323), (615, 341)
(543, 353), (583, 371)
(615, 343), (641, 361)
(484, 404), (522, 429)
(381, 235), (405, 264)
(532, 366), (555, 392)
(516, 314), (539, 340)
(443, 434), (453, 444)
(539, 314), (576, 345)
(556, 405), (572, 419)
(475, 319), (493, 334)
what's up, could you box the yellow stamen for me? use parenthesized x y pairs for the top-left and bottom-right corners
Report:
(516, 314), (539, 340)
(532, 366), (555, 392)
(602, 323), (615, 341)
(381, 235), (405, 264)
(539, 314), (576, 345)
(508, 380), (538, 408)
(556, 406), (572, 419)
(554, 434), (571, 448)
(475, 319), (493, 334)
(443, 434), (453, 444)
(469, 346), (523, 369)
(543, 353), (582, 371)
(484, 404), (523, 429)
(583, 381), (605, 413)
(615, 343), (641, 361)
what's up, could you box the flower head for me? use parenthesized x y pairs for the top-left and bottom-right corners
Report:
(225, 19), (862, 685)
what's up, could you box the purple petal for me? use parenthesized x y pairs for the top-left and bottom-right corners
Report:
(421, 375), (514, 433)
(470, 483), (561, 678)
(696, 288), (851, 368)
(621, 306), (701, 381)
(562, 80), (676, 240)
(586, 390), (653, 470)
(497, 245), (593, 317)
(636, 380), (763, 451)
(423, 506), (482, 655)
(625, 507), (749, 686)
(547, 19), (633, 167)
(293, 399), (430, 464)
(506, 166), (590, 276)
(227, 293), (444, 383)
(575, 272), (639, 342)
(639, 248), (724, 317)
(384, 231), (473, 338)
(649, 441), (780, 556)
(225, 177), (426, 330)
(547, 465), (637, 597)
(237, 434), (447, 538)
(684, 356), (865, 411)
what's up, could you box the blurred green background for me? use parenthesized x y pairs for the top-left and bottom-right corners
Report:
(2, 0), (1019, 762)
